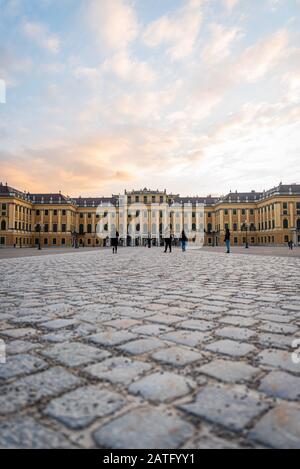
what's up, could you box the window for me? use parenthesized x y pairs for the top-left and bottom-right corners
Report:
(80, 213), (84, 219)
(234, 237), (238, 245)
(208, 212), (212, 218)
(242, 209), (246, 215)
(224, 210), (228, 216)
(62, 209), (66, 216)
(53, 238), (57, 245)
(250, 209), (254, 215)
(233, 223), (238, 232)
(53, 224), (58, 233)
(61, 238), (65, 245)
(144, 196), (148, 204)
(233, 209), (237, 216)
(284, 235), (289, 243)
(160, 196), (163, 203)
(297, 203), (300, 215)
(87, 224), (92, 234)
(297, 219), (300, 230)
(79, 224), (84, 235)
(135, 196), (139, 203)
(207, 223), (212, 233)
(44, 238), (48, 245)
(88, 213), (91, 218)
(44, 224), (49, 232)
(1, 220), (6, 230)
(62, 224), (66, 232)
(54, 210), (58, 216)
(36, 209), (40, 216)
(45, 210), (49, 216)
(283, 219), (289, 229)
(0, 237), (5, 245)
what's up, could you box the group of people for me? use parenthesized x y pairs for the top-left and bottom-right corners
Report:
(110, 230), (189, 254)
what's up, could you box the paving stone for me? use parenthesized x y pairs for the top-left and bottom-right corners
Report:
(87, 330), (137, 347)
(216, 327), (256, 341)
(258, 322), (298, 335)
(0, 353), (48, 380)
(199, 359), (260, 383)
(102, 318), (141, 329)
(180, 385), (269, 432)
(0, 367), (82, 415)
(249, 404), (300, 449)
(6, 340), (40, 355)
(205, 340), (256, 357)
(152, 346), (203, 367)
(0, 417), (74, 449)
(40, 319), (78, 330)
(118, 338), (165, 355)
(147, 314), (182, 325)
(178, 319), (215, 332)
(44, 386), (126, 429)
(131, 324), (173, 336)
(255, 333), (292, 350)
(93, 407), (194, 449)
(84, 357), (152, 385)
(0, 328), (38, 339)
(257, 349), (300, 374)
(129, 372), (195, 402)
(220, 316), (258, 327)
(161, 330), (210, 347)
(259, 371), (300, 400)
(41, 342), (110, 367)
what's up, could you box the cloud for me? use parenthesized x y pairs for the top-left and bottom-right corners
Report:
(234, 29), (289, 82)
(143, 0), (203, 60)
(86, 0), (138, 51)
(101, 50), (156, 84)
(202, 23), (243, 64)
(222, 0), (240, 10)
(23, 20), (60, 54)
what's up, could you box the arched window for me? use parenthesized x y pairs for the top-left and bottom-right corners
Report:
(1, 220), (6, 230)
(207, 223), (212, 233)
(297, 219), (300, 230)
(87, 224), (92, 234)
(79, 224), (84, 234)
(283, 219), (289, 229)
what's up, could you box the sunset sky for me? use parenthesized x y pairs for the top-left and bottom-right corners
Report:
(0, 0), (300, 197)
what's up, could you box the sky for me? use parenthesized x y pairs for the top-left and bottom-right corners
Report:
(0, 0), (300, 198)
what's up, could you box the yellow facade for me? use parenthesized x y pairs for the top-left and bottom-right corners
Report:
(0, 183), (300, 248)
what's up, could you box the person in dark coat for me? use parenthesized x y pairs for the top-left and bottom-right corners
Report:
(147, 234), (152, 248)
(111, 231), (119, 254)
(225, 228), (231, 254)
(164, 232), (173, 253)
(181, 230), (188, 252)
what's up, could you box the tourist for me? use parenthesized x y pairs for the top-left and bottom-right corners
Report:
(164, 233), (172, 253)
(147, 233), (152, 248)
(181, 230), (188, 252)
(111, 230), (119, 254)
(225, 228), (231, 254)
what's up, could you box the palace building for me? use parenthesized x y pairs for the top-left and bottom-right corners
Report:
(0, 182), (300, 248)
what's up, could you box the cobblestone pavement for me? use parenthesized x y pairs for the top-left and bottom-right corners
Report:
(0, 247), (300, 449)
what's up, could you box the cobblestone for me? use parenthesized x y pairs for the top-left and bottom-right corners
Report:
(0, 247), (299, 448)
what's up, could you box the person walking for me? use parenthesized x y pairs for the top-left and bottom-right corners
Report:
(164, 234), (172, 253)
(225, 227), (231, 254)
(147, 233), (152, 249)
(111, 230), (119, 254)
(181, 230), (188, 252)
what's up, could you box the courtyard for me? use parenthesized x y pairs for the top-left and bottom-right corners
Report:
(0, 247), (299, 449)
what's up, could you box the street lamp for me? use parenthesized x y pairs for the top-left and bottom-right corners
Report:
(242, 223), (249, 249)
(35, 223), (44, 250)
